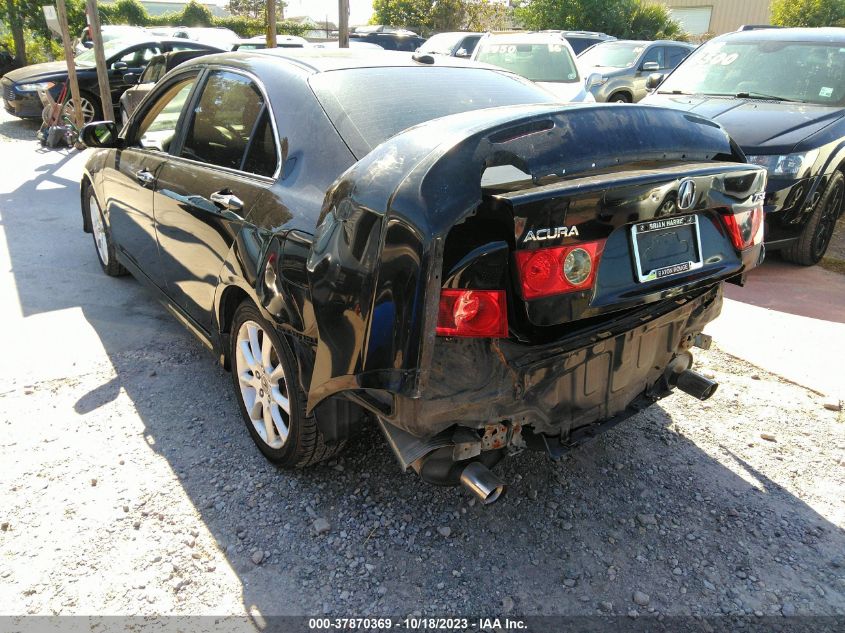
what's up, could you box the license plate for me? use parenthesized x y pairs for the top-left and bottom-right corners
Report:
(631, 214), (703, 283)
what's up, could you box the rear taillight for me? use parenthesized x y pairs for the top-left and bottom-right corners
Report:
(436, 289), (508, 338)
(722, 206), (764, 250)
(514, 240), (604, 300)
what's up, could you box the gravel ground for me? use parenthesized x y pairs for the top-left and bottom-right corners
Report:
(0, 109), (844, 627)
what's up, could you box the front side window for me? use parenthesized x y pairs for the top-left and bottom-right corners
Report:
(114, 46), (160, 68)
(658, 39), (845, 105)
(475, 40), (580, 83)
(181, 71), (273, 172)
(140, 58), (165, 84)
(137, 77), (195, 152)
(641, 46), (665, 68)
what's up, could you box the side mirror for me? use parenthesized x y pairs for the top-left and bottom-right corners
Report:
(585, 72), (603, 90)
(83, 41), (94, 49)
(641, 61), (660, 72)
(80, 121), (122, 148)
(645, 72), (665, 90)
(455, 48), (469, 58)
(123, 73), (139, 85)
(112, 61), (128, 71)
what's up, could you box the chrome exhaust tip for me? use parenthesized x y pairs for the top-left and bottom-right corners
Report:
(459, 461), (506, 504)
(675, 369), (719, 401)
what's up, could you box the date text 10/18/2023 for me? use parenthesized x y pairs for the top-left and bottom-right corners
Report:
(308, 617), (527, 630)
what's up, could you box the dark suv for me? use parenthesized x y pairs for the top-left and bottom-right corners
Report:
(350, 26), (424, 51)
(579, 39), (695, 102)
(543, 30), (616, 55)
(643, 27), (845, 264)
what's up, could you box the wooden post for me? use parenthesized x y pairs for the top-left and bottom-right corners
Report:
(338, 0), (349, 48)
(54, 0), (83, 128)
(266, 0), (277, 48)
(84, 0), (114, 121)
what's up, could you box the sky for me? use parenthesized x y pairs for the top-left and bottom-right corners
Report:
(283, 0), (375, 25)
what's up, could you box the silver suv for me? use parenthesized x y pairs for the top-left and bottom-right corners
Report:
(579, 39), (694, 102)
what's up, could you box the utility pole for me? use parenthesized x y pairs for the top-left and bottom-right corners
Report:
(85, 0), (114, 121)
(266, 0), (277, 48)
(338, 0), (349, 48)
(54, 0), (83, 128)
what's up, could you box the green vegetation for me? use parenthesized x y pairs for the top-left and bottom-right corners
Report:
(370, 0), (510, 34)
(771, 0), (845, 27)
(514, 0), (684, 40)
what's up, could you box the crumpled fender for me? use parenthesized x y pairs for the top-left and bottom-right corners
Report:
(304, 103), (744, 412)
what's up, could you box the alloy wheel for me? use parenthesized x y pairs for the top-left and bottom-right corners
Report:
(89, 194), (109, 265)
(64, 96), (97, 124)
(812, 178), (843, 261)
(234, 320), (290, 449)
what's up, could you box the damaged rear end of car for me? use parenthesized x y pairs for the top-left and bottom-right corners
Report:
(303, 104), (765, 502)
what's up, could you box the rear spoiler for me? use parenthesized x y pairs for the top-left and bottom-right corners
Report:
(304, 104), (748, 412)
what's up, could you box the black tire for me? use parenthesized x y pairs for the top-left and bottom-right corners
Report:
(83, 182), (127, 277)
(782, 171), (845, 266)
(230, 301), (344, 468)
(610, 93), (631, 103)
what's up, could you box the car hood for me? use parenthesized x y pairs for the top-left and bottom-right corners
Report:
(535, 82), (593, 103)
(4, 61), (86, 83)
(642, 94), (845, 154)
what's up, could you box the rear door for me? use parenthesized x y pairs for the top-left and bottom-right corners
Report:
(155, 68), (279, 332)
(103, 71), (199, 286)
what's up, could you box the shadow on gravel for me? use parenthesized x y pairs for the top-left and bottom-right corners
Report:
(3, 144), (844, 622)
(0, 116), (40, 143)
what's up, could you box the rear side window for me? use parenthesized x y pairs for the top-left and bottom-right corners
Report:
(310, 66), (556, 158)
(667, 46), (690, 68)
(181, 70), (276, 174)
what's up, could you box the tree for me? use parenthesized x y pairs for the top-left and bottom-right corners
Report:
(226, 0), (286, 21)
(771, 0), (845, 27)
(181, 0), (213, 26)
(513, 0), (683, 40)
(371, 0), (513, 34)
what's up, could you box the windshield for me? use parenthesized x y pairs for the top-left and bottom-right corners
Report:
(76, 39), (137, 66)
(310, 66), (555, 157)
(475, 40), (580, 83)
(659, 39), (845, 105)
(579, 42), (644, 68)
(420, 33), (463, 54)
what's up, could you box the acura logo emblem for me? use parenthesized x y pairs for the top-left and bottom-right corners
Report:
(677, 178), (696, 211)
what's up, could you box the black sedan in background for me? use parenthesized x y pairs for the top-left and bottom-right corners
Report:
(643, 27), (845, 264)
(79, 50), (764, 501)
(1, 37), (221, 123)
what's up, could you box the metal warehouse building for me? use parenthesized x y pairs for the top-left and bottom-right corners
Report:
(659, 0), (772, 36)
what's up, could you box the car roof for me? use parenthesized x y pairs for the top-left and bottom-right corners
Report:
(480, 32), (571, 43)
(589, 39), (693, 47)
(716, 26), (845, 43)
(177, 48), (518, 75)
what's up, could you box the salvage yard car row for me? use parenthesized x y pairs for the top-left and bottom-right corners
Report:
(4, 24), (844, 503)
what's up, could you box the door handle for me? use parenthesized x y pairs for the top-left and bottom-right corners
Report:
(209, 190), (244, 212)
(135, 169), (155, 186)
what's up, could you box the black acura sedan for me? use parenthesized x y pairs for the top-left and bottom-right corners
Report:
(1, 37), (221, 123)
(80, 50), (764, 502)
(643, 28), (845, 265)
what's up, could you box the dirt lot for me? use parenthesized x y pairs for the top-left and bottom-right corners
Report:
(0, 109), (844, 628)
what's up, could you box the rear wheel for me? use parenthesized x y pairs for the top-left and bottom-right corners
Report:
(230, 302), (344, 468)
(610, 93), (631, 103)
(83, 182), (127, 276)
(782, 171), (844, 265)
